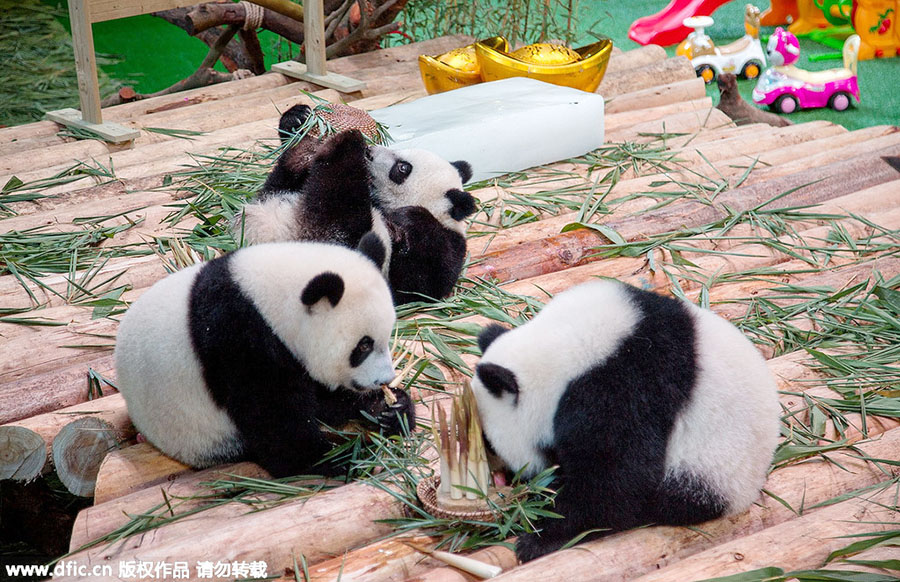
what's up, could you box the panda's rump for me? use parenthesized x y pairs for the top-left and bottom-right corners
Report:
(662, 305), (780, 513)
(115, 264), (244, 468)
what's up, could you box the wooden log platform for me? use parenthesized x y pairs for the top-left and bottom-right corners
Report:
(1, 34), (898, 581)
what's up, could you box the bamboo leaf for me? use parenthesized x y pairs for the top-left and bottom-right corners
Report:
(693, 566), (785, 582)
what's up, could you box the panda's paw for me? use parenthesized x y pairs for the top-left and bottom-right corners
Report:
(318, 129), (366, 163)
(515, 532), (560, 563)
(372, 388), (415, 436)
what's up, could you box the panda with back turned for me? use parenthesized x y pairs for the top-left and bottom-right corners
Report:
(471, 280), (780, 562)
(115, 235), (414, 478)
(234, 104), (476, 304)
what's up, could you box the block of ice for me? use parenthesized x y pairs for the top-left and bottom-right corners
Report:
(369, 77), (605, 182)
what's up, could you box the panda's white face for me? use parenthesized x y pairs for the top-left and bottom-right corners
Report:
(366, 146), (475, 234)
(471, 281), (642, 476)
(230, 242), (396, 392)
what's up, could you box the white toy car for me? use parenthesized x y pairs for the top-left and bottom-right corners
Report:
(675, 5), (767, 84)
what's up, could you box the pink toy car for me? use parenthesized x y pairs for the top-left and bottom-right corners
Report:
(752, 28), (861, 113)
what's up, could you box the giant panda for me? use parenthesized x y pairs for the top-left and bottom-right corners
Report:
(233, 104), (476, 303)
(114, 236), (414, 478)
(471, 280), (780, 562)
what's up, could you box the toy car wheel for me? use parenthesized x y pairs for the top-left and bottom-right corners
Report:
(774, 94), (799, 114)
(695, 64), (716, 84)
(829, 91), (851, 111)
(741, 60), (763, 80)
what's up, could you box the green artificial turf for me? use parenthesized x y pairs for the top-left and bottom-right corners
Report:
(14, 1), (900, 130)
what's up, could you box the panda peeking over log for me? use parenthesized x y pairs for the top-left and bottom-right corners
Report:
(115, 237), (414, 478)
(232, 104), (477, 304)
(471, 280), (780, 562)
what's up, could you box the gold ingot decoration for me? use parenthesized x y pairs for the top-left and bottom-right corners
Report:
(509, 43), (582, 65)
(418, 42), (505, 95)
(474, 36), (614, 92)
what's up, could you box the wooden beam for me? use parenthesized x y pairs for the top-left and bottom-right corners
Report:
(305, 0), (326, 75)
(44, 108), (140, 144)
(88, 0), (200, 23)
(269, 0), (367, 93)
(67, 0), (102, 125)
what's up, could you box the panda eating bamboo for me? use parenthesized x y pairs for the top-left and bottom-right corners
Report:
(471, 280), (780, 562)
(115, 236), (414, 478)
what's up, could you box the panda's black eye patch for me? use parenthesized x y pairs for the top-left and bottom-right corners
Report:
(350, 336), (375, 367)
(389, 160), (412, 185)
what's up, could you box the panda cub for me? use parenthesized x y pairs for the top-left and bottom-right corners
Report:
(115, 236), (414, 478)
(234, 104), (476, 303)
(471, 280), (780, 562)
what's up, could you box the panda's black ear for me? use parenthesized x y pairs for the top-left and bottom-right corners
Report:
(452, 160), (473, 184)
(446, 189), (477, 221)
(357, 231), (387, 270)
(478, 323), (510, 353)
(301, 272), (345, 308)
(278, 104), (311, 144)
(476, 362), (519, 403)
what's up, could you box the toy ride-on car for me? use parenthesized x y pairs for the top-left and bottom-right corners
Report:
(752, 27), (861, 113)
(676, 4), (767, 83)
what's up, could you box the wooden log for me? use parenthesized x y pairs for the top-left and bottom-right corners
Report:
(300, 538), (519, 582)
(0, 425), (47, 481)
(0, 253), (168, 312)
(52, 416), (120, 497)
(632, 483), (900, 582)
(0, 316), (121, 384)
(470, 120), (856, 248)
(69, 460), (269, 552)
(604, 78), (707, 115)
(92, 442), (192, 505)
(1, 394), (133, 471)
(499, 200), (900, 302)
(703, 254), (900, 324)
(61, 481), (405, 580)
(603, 44), (668, 76)
(596, 56), (697, 99)
(604, 97), (714, 133)
(606, 107), (734, 143)
(0, 354), (116, 425)
(480, 427), (900, 582)
(467, 143), (900, 283)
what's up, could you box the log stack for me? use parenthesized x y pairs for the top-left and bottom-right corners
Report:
(1, 34), (898, 581)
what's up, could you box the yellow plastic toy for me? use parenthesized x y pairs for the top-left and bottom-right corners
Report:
(853, 0), (900, 58)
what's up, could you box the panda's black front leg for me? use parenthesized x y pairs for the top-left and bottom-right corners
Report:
(239, 396), (348, 479)
(359, 387), (416, 436)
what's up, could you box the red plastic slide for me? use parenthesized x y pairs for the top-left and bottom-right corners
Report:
(628, 0), (734, 46)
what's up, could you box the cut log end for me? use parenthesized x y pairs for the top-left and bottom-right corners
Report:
(52, 417), (120, 497)
(0, 425), (47, 481)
